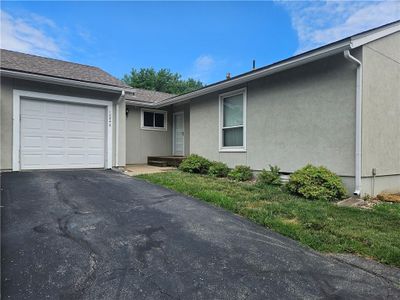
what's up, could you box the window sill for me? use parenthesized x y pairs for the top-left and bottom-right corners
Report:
(219, 148), (247, 153)
(140, 126), (167, 132)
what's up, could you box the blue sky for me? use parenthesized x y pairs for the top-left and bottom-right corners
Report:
(1, 1), (399, 84)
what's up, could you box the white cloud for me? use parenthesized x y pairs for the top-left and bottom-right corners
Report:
(190, 54), (216, 82)
(277, 1), (400, 53)
(0, 9), (62, 58)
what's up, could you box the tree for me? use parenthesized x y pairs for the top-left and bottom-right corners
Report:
(122, 68), (204, 95)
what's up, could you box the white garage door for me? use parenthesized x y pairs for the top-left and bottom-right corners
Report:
(20, 98), (106, 170)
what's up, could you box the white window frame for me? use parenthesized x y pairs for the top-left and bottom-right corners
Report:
(12, 89), (113, 171)
(219, 87), (247, 152)
(140, 108), (168, 131)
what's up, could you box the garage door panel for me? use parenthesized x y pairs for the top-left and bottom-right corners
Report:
(46, 153), (66, 167)
(21, 99), (45, 115)
(46, 136), (65, 149)
(68, 120), (86, 132)
(46, 119), (65, 131)
(21, 117), (43, 130)
(87, 121), (105, 134)
(46, 102), (66, 114)
(66, 104), (86, 118)
(67, 154), (86, 165)
(87, 138), (104, 149)
(86, 107), (105, 120)
(20, 98), (106, 170)
(21, 136), (43, 149)
(88, 154), (104, 165)
(66, 137), (86, 149)
(21, 153), (43, 168)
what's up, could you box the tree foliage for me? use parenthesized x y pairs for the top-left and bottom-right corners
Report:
(122, 67), (204, 95)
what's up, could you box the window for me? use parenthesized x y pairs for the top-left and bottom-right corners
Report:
(219, 88), (246, 151)
(141, 109), (167, 130)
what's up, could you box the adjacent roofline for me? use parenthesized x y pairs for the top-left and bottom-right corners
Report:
(155, 40), (351, 107)
(154, 21), (399, 108)
(0, 69), (124, 93)
(350, 20), (400, 48)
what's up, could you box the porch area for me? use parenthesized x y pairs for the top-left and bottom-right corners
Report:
(147, 156), (186, 167)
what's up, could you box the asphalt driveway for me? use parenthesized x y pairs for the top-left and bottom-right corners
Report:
(1, 170), (399, 299)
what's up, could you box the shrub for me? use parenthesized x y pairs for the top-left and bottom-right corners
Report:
(287, 164), (347, 201)
(228, 165), (253, 181)
(178, 154), (211, 174)
(208, 161), (230, 177)
(257, 165), (281, 186)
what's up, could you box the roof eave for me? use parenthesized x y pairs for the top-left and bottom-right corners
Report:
(0, 69), (124, 93)
(155, 41), (351, 107)
(125, 99), (155, 107)
(350, 22), (400, 48)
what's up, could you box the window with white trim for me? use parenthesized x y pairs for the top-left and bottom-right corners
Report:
(219, 88), (246, 151)
(141, 109), (167, 130)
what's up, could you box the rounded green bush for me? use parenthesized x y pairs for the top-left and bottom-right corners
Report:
(257, 165), (281, 186)
(287, 164), (347, 201)
(178, 154), (211, 174)
(228, 165), (253, 181)
(208, 161), (230, 177)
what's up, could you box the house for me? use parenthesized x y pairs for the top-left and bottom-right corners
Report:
(1, 21), (399, 197)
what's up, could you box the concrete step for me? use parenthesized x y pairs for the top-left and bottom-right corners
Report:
(148, 160), (168, 167)
(147, 156), (185, 167)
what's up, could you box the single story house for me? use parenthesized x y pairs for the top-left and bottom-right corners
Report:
(1, 21), (399, 197)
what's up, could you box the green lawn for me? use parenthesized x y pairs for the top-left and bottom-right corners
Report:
(136, 171), (400, 267)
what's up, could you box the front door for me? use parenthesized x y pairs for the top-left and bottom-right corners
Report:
(173, 112), (184, 156)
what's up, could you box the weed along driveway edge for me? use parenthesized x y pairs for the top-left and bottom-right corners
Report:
(1, 170), (400, 299)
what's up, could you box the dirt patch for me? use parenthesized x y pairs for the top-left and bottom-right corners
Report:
(377, 193), (400, 203)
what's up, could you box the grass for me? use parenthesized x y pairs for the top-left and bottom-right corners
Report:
(136, 171), (400, 267)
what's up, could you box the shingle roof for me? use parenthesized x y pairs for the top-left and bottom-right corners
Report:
(0, 49), (128, 88)
(125, 88), (174, 103)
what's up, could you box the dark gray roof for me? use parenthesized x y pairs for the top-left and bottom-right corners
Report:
(0, 49), (128, 88)
(125, 88), (175, 104)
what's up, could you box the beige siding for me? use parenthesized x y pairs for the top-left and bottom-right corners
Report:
(190, 54), (356, 179)
(361, 32), (400, 194)
(125, 106), (172, 164)
(0, 77), (126, 170)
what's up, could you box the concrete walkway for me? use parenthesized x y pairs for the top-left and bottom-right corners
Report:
(123, 164), (175, 176)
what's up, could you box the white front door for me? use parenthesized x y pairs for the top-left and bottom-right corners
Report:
(173, 112), (184, 156)
(20, 98), (106, 170)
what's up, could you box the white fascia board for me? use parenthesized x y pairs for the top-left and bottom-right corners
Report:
(1, 69), (124, 93)
(156, 41), (350, 108)
(125, 99), (155, 107)
(351, 23), (400, 49)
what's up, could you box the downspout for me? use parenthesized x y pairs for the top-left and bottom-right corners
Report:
(115, 90), (125, 167)
(344, 50), (362, 196)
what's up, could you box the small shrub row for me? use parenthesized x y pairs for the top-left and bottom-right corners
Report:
(179, 155), (347, 201)
(257, 165), (282, 186)
(179, 155), (252, 181)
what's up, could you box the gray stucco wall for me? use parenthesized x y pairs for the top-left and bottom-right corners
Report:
(0, 77), (126, 170)
(361, 32), (400, 194)
(125, 105), (172, 164)
(190, 54), (357, 182)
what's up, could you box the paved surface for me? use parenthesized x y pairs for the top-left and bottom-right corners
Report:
(1, 170), (399, 299)
(123, 164), (175, 176)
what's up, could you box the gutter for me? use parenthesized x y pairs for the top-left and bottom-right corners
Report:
(115, 90), (125, 167)
(344, 50), (362, 196)
(1, 69), (125, 93)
